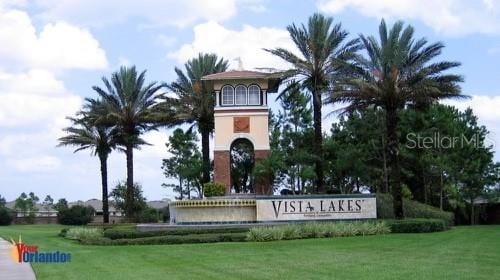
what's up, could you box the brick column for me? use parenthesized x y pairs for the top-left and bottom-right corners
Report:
(254, 149), (271, 195)
(214, 150), (231, 194)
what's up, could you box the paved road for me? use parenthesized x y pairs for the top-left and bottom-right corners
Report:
(0, 238), (36, 280)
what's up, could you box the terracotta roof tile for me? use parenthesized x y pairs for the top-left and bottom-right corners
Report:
(202, 70), (272, 80)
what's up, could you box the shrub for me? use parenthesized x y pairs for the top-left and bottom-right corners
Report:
(82, 233), (247, 245)
(58, 228), (69, 237)
(103, 227), (249, 240)
(66, 227), (103, 241)
(203, 182), (226, 197)
(58, 205), (95, 225)
(0, 207), (14, 226)
(136, 207), (159, 223)
(386, 218), (447, 233)
(377, 193), (454, 226)
(246, 221), (390, 242)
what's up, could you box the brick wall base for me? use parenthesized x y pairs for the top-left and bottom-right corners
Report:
(214, 149), (271, 195)
(254, 150), (271, 195)
(214, 150), (231, 194)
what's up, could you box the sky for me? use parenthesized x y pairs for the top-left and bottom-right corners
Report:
(1, 0), (500, 202)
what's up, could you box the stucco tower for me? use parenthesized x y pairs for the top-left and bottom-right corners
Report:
(202, 70), (281, 195)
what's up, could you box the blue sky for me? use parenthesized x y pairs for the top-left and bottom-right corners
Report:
(1, 0), (500, 202)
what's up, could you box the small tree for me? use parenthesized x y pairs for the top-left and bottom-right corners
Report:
(110, 181), (147, 221)
(0, 207), (13, 226)
(0, 195), (6, 207)
(162, 128), (203, 200)
(54, 198), (69, 212)
(14, 192), (39, 223)
(42, 195), (54, 216)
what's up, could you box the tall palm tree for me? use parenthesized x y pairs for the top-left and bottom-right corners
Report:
(266, 13), (360, 193)
(58, 108), (116, 223)
(160, 53), (228, 184)
(331, 20), (465, 218)
(91, 66), (162, 218)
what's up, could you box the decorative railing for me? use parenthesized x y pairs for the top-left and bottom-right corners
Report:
(170, 199), (256, 208)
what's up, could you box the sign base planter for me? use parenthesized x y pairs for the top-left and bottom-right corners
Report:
(167, 194), (376, 225)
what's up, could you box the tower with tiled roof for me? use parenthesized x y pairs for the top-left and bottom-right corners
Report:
(202, 70), (282, 195)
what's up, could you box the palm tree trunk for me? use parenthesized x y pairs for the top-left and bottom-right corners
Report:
(312, 91), (324, 193)
(99, 155), (109, 224)
(386, 107), (404, 219)
(201, 129), (211, 184)
(125, 144), (134, 218)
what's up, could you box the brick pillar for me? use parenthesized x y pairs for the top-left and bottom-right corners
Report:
(254, 150), (271, 195)
(214, 150), (231, 194)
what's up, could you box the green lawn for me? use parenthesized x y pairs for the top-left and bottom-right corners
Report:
(0, 225), (499, 280)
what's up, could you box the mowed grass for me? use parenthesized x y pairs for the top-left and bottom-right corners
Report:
(0, 225), (499, 280)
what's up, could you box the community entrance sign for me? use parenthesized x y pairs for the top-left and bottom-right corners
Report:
(256, 195), (377, 222)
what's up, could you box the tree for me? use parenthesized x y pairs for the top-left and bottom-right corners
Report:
(331, 20), (464, 218)
(449, 108), (499, 224)
(161, 53), (228, 185)
(274, 82), (315, 193)
(14, 192), (39, 223)
(42, 195), (54, 216)
(109, 181), (147, 219)
(91, 66), (163, 218)
(162, 128), (203, 199)
(266, 13), (360, 193)
(58, 108), (116, 223)
(54, 198), (69, 212)
(0, 195), (5, 207)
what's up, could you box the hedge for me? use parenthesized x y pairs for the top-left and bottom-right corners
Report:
(246, 221), (390, 242)
(377, 193), (454, 226)
(81, 232), (248, 245)
(385, 218), (448, 233)
(103, 227), (249, 240)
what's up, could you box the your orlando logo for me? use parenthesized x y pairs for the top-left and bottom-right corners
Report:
(10, 235), (71, 263)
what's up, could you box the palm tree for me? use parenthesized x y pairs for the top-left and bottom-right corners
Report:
(160, 53), (228, 184)
(58, 107), (116, 223)
(266, 13), (360, 193)
(91, 66), (163, 218)
(331, 20), (465, 218)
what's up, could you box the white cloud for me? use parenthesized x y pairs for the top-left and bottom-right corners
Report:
(169, 21), (296, 70)
(35, 0), (238, 28)
(7, 155), (61, 172)
(0, 69), (81, 127)
(0, 5), (106, 176)
(0, 8), (108, 71)
(317, 0), (500, 35)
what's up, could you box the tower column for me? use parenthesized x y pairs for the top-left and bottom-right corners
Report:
(215, 90), (220, 107)
(214, 150), (231, 194)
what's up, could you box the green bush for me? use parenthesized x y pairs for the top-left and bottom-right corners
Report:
(203, 182), (226, 197)
(246, 221), (390, 242)
(58, 228), (69, 237)
(377, 193), (454, 226)
(136, 207), (159, 223)
(58, 205), (95, 225)
(386, 218), (447, 233)
(66, 227), (103, 241)
(0, 207), (14, 226)
(82, 232), (247, 245)
(103, 227), (249, 240)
